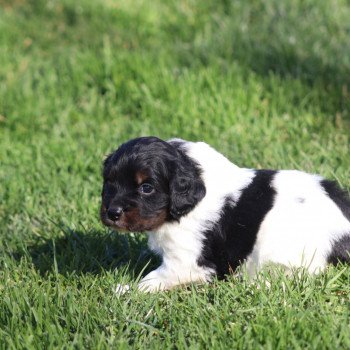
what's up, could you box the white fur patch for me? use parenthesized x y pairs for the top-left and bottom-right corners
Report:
(246, 170), (350, 275)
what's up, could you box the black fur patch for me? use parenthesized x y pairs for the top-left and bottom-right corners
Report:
(321, 179), (350, 221)
(198, 170), (277, 278)
(321, 180), (350, 265)
(327, 234), (350, 265)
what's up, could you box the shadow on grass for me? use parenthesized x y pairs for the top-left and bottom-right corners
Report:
(181, 30), (350, 122)
(24, 229), (159, 278)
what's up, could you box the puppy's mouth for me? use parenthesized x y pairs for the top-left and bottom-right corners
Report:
(100, 204), (168, 232)
(100, 205), (148, 232)
(102, 217), (127, 230)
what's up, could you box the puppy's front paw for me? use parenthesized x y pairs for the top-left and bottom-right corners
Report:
(138, 271), (167, 293)
(114, 283), (131, 296)
(138, 281), (166, 293)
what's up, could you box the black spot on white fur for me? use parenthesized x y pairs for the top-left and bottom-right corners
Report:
(198, 170), (277, 279)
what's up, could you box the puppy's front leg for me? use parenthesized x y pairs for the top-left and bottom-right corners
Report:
(138, 264), (191, 293)
(137, 268), (167, 292)
(114, 268), (171, 296)
(138, 263), (211, 293)
(114, 266), (190, 295)
(113, 268), (170, 296)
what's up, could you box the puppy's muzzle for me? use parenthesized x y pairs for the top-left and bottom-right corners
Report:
(107, 206), (124, 221)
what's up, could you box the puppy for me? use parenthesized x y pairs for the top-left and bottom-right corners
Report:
(100, 136), (350, 292)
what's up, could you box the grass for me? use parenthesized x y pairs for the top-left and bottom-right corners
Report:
(0, 0), (350, 348)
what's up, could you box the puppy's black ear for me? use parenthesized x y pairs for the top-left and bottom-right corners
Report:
(169, 164), (206, 220)
(102, 153), (113, 177)
(103, 153), (113, 167)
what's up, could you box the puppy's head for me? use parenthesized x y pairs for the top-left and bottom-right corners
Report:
(100, 137), (206, 232)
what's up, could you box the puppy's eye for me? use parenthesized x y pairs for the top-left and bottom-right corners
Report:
(139, 183), (154, 194)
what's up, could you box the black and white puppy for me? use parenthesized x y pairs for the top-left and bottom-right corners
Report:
(100, 136), (350, 292)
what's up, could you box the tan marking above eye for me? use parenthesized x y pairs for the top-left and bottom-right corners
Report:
(135, 170), (149, 185)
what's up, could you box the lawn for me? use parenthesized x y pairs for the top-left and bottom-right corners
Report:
(1, 0), (350, 348)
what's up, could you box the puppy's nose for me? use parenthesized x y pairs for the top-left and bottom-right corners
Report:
(107, 207), (123, 221)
